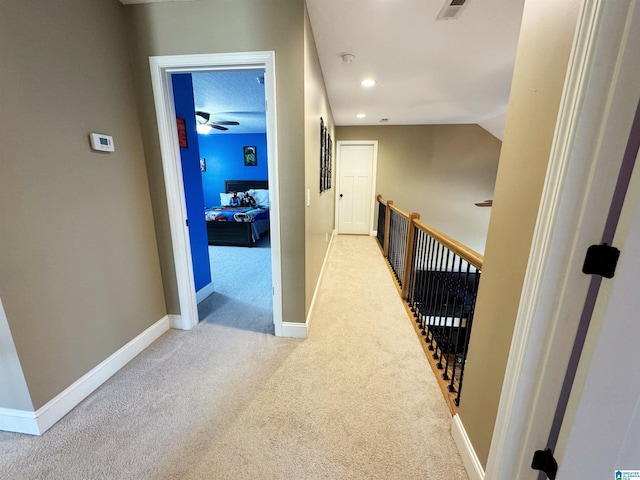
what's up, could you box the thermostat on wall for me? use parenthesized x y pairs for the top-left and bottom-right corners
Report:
(89, 133), (115, 152)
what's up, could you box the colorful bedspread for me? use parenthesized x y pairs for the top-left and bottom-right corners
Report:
(205, 206), (268, 223)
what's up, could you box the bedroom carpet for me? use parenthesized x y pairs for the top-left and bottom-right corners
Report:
(199, 234), (273, 334)
(0, 235), (469, 480)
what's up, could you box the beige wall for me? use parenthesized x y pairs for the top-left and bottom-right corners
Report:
(457, 0), (581, 467)
(336, 125), (501, 254)
(304, 5), (336, 311)
(0, 0), (166, 409)
(124, 0), (308, 323)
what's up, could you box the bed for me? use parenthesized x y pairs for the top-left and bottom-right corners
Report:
(205, 180), (270, 247)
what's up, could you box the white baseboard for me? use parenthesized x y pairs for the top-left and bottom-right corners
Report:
(0, 316), (171, 435)
(451, 414), (485, 480)
(281, 321), (308, 338)
(169, 313), (190, 330)
(296, 230), (336, 339)
(196, 282), (215, 303)
(0, 407), (40, 435)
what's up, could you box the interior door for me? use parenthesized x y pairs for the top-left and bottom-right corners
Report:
(337, 143), (375, 234)
(556, 147), (640, 478)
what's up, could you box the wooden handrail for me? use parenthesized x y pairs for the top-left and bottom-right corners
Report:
(376, 194), (484, 411)
(376, 194), (483, 270)
(388, 203), (411, 219)
(413, 218), (483, 270)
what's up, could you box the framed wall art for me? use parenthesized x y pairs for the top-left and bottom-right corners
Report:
(320, 117), (332, 193)
(244, 146), (257, 166)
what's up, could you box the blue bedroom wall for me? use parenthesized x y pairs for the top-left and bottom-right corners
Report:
(172, 73), (211, 293)
(198, 133), (268, 206)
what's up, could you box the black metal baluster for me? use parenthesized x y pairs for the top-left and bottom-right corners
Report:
(446, 259), (467, 392)
(377, 201), (386, 247)
(389, 211), (400, 280)
(408, 224), (419, 307)
(409, 229), (423, 313)
(442, 254), (463, 379)
(453, 266), (481, 406)
(429, 242), (446, 355)
(416, 232), (429, 335)
(424, 237), (438, 349)
(398, 216), (407, 284)
(436, 248), (453, 370)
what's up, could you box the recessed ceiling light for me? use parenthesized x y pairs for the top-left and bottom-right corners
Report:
(361, 79), (376, 88)
(356, 113), (366, 119)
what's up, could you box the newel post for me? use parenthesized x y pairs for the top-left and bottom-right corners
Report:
(383, 200), (393, 258)
(401, 213), (420, 300)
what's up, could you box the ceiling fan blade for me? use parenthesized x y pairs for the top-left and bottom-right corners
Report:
(195, 111), (210, 122)
(211, 124), (229, 131)
(210, 121), (240, 126)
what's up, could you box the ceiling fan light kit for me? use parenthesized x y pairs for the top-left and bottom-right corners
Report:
(196, 123), (213, 135)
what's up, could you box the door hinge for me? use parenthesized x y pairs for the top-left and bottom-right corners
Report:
(582, 243), (620, 278)
(531, 448), (558, 480)
(185, 219), (189, 227)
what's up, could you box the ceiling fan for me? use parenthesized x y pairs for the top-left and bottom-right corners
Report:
(195, 111), (239, 132)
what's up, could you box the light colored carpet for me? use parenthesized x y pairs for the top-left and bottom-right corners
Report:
(0, 235), (468, 480)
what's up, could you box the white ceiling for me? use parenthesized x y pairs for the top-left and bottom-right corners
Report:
(126, 0), (526, 139)
(305, 0), (526, 138)
(191, 69), (266, 135)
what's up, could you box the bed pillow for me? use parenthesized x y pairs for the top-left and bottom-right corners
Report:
(249, 189), (270, 208)
(220, 192), (244, 206)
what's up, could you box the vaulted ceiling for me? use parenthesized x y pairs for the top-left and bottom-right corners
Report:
(305, 0), (526, 139)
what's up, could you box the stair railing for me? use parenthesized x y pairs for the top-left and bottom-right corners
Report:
(376, 195), (483, 409)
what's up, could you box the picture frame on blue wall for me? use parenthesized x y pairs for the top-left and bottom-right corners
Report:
(244, 146), (257, 166)
(200, 158), (206, 172)
(176, 117), (188, 148)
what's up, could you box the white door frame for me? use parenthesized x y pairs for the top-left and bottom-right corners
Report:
(149, 51), (284, 335)
(334, 140), (378, 236)
(481, 1), (640, 478)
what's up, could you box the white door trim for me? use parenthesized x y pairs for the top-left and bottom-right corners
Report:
(149, 51), (284, 335)
(334, 140), (378, 236)
(485, 1), (640, 478)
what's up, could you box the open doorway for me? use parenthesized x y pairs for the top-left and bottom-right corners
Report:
(149, 51), (284, 336)
(172, 69), (274, 334)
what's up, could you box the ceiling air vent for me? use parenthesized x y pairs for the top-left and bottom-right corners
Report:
(437, 0), (469, 21)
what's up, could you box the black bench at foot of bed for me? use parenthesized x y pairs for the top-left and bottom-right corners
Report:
(206, 221), (263, 247)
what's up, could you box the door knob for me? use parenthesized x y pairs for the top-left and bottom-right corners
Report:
(339, 194), (343, 198)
